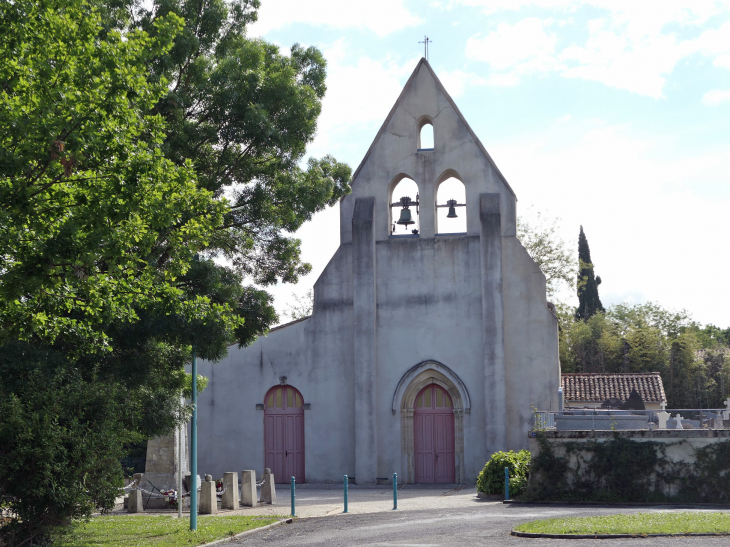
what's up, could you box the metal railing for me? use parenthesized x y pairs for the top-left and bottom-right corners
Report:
(533, 409), (730, 431)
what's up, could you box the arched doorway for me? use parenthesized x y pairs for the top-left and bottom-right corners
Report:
(264, 385), (304, 483)
(392, 361), (469, 484)
(414, 384), (456, 483)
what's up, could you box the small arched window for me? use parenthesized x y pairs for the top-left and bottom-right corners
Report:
(418, 123), (434, 150)
(390, 177), (420, 236)
(436, 177), (466, 234)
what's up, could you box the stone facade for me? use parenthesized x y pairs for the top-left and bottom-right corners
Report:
(192, 58), (561, 485)
(142, 425), (189, 492)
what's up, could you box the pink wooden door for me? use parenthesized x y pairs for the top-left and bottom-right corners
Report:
(264, 386), (305, 483)
(414, 385), (455, 483)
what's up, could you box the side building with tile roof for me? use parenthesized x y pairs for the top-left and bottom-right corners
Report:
(561, 372), (667, 410)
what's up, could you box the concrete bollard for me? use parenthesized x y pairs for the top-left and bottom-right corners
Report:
(221, 472), (239, 510)
(260, 468), (276, 505)
(199, 475), (218, 514)
(241, 470), (257, 507)
(128, 489), (143, 513)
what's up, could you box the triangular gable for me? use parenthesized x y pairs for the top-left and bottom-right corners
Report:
(349, 58), (516, 199)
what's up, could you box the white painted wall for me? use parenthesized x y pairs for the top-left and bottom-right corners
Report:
(191, 59), (560, 484)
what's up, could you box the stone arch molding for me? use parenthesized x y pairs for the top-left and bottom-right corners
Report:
(391, 360), (471, 416)
(392, 360), (470, 484)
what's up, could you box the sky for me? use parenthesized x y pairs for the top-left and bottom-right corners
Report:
(247, 0), (730, 328)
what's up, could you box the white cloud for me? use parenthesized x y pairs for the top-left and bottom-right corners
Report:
(703, 89), (730, 105)
(466, 18), (560, 74)
(438, 70), (488, 96)
(490, 117), (730, 325)
(459, 1), (730, 98)
(306, 40), (419, 158)
(249, 0), (422, 37)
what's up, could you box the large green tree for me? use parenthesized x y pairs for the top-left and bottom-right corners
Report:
(134, 0), (351, 284)
(0, 0), (237, 353)
(575, 225), (604, 321)
(0, 0), (350, 543)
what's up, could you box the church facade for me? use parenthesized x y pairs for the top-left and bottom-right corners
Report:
(194, 59), (560, 485)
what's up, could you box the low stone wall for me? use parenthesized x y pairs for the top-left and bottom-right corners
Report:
(525, 430), (730, 503)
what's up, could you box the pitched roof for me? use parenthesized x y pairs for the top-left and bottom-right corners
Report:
(561, 373), (667, 404)
(349, 57), (516, 199)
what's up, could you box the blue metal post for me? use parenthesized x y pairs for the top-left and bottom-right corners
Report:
(190, 344), (197, 531)
(343, 475), (349, 513)
(393, 473), (398, 510)
(504, 467), (510, 501)
(290, 476), (296, 517)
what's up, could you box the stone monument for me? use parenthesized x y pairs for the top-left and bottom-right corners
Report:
(141, 425), (189, 494)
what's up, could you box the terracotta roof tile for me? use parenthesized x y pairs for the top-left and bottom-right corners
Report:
(561, 373), (666, 404)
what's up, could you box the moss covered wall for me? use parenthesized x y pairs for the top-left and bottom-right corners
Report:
(526, 430), (730, 503)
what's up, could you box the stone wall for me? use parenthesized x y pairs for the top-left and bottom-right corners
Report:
(526, 430), (730, 502)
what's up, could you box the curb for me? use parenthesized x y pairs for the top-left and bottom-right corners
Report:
(503, 500), (730, 508)
(511, 530), (730, 539)
(198, 518), (293, 547)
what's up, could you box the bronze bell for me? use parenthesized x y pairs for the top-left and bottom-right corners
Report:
(396, 207), (414, 226)
(446, 199), (458, 218)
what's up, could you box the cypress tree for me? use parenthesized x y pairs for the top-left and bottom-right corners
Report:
(575, 226), (604, 320)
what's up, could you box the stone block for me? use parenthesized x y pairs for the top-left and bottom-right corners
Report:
(128, 489), (143, 513)
(241, 470), (257, 507)
(221, 472), (239, 510)
(260, 468), (276, 505)
(199, 476), (217, 514)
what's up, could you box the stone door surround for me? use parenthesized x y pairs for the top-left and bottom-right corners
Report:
(393, 361), (470, 484)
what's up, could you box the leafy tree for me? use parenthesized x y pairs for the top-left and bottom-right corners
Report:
(132, 0), (352, 285)
(0, 0), (235, 353)
(0, 0), (349, 543)
(284, 289), (314, 321)
(558, 300), (730, 409)
(575, 226), (604, 321)
(0, 342), (141, 546)
(517, 209), (576, 297)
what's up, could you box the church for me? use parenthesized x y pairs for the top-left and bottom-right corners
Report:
(194, 58), (560, 485)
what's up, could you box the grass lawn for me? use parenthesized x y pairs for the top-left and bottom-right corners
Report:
(59, 515), (283, 547)
(514, 512), (730, 536)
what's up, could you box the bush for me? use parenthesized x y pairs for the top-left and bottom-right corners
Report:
(477, 450), (531, 496)
(0, 343), (133, 546)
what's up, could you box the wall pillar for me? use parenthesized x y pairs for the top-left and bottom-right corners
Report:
(352, 197), (377, 484)
(480, 193), (507, 456)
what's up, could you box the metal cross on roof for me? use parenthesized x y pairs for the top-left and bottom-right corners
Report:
(419, 36), (432, 60)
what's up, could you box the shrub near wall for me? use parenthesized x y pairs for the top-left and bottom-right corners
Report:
(525, 434), (730, 503)
(477, 450), (531, 496)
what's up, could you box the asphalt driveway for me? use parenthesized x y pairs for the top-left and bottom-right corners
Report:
(230, 502), (730, 546)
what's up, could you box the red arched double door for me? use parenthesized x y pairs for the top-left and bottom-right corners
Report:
(264, 385), (304, 483)
(414, 384), (455, 483)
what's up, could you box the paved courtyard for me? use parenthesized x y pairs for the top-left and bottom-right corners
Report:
(232, 502), (730, 547)
(117, 485), (730, 546)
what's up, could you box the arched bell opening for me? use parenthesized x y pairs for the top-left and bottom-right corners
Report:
(435, 173), (466, 234)
(393, 361), (469, 484)
(417, 115), (435, 151)
(418, 123), (434, 150)
(388, 175), (420, 236)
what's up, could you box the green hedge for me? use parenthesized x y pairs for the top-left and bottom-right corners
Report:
(477, 450), (531, 496)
